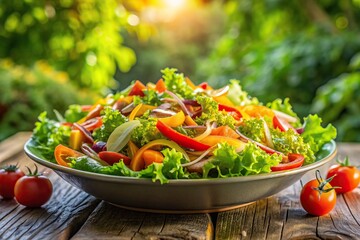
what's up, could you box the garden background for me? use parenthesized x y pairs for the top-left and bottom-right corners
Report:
(1, 0), (359, 142)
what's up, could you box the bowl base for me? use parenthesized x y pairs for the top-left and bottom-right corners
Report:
(109, 201), (255, 214)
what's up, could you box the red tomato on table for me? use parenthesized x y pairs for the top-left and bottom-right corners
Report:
(0, 165), (25, 199)
(300, 170), (337, 216)
(326, 157), (360, 194)
(14, 165), (53, 207)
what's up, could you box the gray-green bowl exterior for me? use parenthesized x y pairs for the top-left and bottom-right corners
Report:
(24, 139), (337, 213)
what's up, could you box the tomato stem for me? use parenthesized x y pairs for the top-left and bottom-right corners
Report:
(25, 164), (41, 177)
(2, 164), (20, 172)
(313, 170), (340, 195)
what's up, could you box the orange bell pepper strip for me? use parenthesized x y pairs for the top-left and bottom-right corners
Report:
(127, 140), (139, 159)
(211, 126), (239, 139)
(54, 144), (83, 167)
(156, 120), (210, 151)
(155, 78), (166, 93)
(200, 135), (246, 152)
(185, 77), (197, 90)
(143, 150), (164, 167)
(157, 111), (185, 127)
(238, 105), (274, 119)
(130, 139), (189, 171)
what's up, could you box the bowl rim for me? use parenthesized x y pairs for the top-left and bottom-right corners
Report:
(24, 138), (337, 186)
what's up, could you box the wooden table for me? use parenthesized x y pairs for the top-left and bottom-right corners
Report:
(1, 132), (359, 240)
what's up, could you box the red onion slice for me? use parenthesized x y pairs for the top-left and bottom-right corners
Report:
(165, 90), (192, 116)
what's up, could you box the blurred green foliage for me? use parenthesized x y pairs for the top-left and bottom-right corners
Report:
(1, 0), (360, 142)
(193, 0), (360, 141)
(0, 0), (136, 91)
(0, 60), (95, 140)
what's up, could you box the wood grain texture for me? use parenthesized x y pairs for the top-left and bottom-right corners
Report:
(2, 134), (360, 240)
(0, 133), (101, 240)
(215, 143), (360, 240)
(72, 201), (213, 240)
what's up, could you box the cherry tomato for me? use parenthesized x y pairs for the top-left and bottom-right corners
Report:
(14, 165), (53, 207)
(326, 157), (360, 194)
(0, 165), (25, 199)
(300, 171), (337, 216)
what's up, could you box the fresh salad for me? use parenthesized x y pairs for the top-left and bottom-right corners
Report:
(31, 68), (337, 183)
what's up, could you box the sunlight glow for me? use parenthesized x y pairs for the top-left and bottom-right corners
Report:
(162, 0), (187, 10)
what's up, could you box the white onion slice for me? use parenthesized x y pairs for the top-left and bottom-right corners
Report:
(273, 110), (298, 123)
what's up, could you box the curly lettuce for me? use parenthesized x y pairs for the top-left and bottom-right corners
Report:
(301, 114), (337, 153)
(195, 95), (236, 128)
(32, 112), (71, 162)
(161, 68), (194, 99)
(93, 107), (127, 142)
(203, 142), (282, 178)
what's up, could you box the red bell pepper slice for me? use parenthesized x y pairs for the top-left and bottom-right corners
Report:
(81, 117), (103, 131)
(156, 120), (211, 151)
(270, 153), (304, 171)
(218, 104), (242, 120)
(128, 80), (146, 97)
(98, 151), (131, 165)
(198, 82), (209, 90)
(273, 115), (296, 133)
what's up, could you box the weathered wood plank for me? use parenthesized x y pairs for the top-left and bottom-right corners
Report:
(0, 133), (101, 240)
(215, 143), (360, 240)
(72, 201), (213, 240)
(0, 132), (32, 164)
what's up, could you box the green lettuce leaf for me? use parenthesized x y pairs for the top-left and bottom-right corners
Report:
(271, 129), (315, 164)
(32, 111), (71, 162)
(133, 89), (163, 106)
(93, 107), (127, 142)
(65, 104), (87, 123)
(195, 95), (236, 127)
(227, 80), (259, 106)
(203, 142), (281, 178)
(161, 148), (189, 179)
(131, 112), (164, 147)
(301, 114), (337, 153)
(267, 98), (301, 127)
(161, 68), (194, 99)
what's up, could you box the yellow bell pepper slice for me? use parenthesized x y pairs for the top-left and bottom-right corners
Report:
(157, 111), (185, 128)
(69, 129), (84, 150)
(200, 135), (246, 152)
(184, 115), (197, 126)
(128, 103), (156, 120)
(130, 139), (190, 171)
